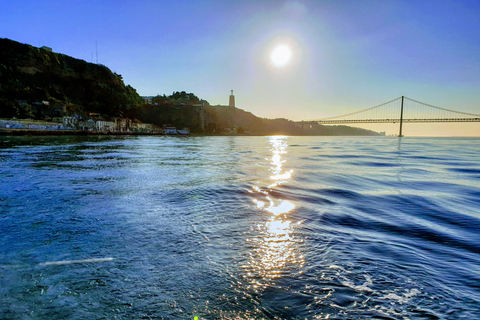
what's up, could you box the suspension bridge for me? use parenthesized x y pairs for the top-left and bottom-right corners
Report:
(314, 96), (480, 136)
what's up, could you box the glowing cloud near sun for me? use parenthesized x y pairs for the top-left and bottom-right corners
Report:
(270, 45), (292, 68)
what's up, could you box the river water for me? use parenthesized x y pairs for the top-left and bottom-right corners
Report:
(0, 135), (479, 319)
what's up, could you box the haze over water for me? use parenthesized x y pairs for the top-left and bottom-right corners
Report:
(1, 136), (479, 319)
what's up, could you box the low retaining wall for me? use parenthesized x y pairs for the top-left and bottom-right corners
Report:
(0, 119), (74, 131)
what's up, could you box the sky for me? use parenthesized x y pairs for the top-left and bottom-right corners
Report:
(2, 0), (480, 136)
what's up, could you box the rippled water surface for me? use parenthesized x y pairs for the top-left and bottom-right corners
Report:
(1, 135), (479, 319)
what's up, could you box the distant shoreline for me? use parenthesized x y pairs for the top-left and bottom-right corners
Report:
(0, 129), (274, 137)
(0, 129), (165, 136)
(2, 129), (476, 138)
(0, 129), (387, 137)
(0, 129), (252, 137)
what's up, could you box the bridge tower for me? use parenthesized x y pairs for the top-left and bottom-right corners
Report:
(399, 96), (404, 137)
(229, 90), (235, 108)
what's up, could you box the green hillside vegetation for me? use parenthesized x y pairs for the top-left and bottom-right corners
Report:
(0, 38), (143, 119)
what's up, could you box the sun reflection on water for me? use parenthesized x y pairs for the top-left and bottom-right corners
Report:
(266, 199), (295, 216)
(243, 136), (304, 290)
(258, 217), (294, 275)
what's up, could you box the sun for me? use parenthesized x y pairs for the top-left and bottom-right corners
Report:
(270, 45), (292, 68)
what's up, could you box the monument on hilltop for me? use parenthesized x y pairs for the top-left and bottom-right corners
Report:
(229, 90), (235, 108)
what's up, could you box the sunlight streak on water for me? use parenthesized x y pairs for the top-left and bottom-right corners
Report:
(266, 200), (295, 216)
(243, 136), (303, 293)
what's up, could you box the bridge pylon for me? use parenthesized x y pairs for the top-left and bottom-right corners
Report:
(399, 96), (404, 137)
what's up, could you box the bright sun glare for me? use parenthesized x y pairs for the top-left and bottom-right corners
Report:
(270, 45), (292, 68)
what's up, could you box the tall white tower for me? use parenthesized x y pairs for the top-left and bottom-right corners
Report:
(229, 90), (235, 108)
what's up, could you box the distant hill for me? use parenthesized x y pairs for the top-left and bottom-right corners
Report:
(209, 105), (302, 135)
(133, 100), (380, 136)
(209, 105), (380, 136)
(0, 38), (143, 119)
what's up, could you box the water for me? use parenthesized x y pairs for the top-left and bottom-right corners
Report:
(1, 135), (479, 319)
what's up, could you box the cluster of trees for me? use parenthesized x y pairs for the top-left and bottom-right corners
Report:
(147, 91), (200, 106)
(130, 104), (205, 132)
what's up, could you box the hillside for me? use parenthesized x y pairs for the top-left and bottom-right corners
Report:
(132, 101), (380, 136)
(0, 38), (143, 119)
(209, 106), (379, 136)
(210, 106), (302, 135)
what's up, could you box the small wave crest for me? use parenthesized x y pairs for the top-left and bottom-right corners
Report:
(39, 257), (115, 266)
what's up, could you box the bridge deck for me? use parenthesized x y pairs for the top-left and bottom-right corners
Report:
(316, 118), (480, 124)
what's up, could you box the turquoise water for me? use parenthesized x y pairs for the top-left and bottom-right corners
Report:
(1, 136), (479, 319)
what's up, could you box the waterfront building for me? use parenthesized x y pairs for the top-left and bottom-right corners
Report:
(95, 119), (115, 132)
(131, 120), (153, 132)
(114, 118), (131, 132)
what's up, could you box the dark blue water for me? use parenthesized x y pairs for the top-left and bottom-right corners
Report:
(1, 136), (479, 319)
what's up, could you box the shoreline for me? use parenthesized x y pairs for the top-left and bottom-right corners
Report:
(0, 129), (166, 136)
(0, 129), (387, 137)
(0, 129), (250, 137)
(0, 128), (270, 137)
(0, 129), (477, 138)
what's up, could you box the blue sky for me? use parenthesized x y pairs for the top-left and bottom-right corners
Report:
(2, 0), (480, 135)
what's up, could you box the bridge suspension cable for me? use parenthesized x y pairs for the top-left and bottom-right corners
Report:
(403, 97), (480, 118)
(313, 96), (480, 137)
(315, 96), (480, 123)
(318, 97), (403, 121)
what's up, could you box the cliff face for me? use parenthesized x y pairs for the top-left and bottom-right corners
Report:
(0, 38), (143, 119)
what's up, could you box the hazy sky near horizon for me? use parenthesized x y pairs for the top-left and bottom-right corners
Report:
(2, 0), (480, 135)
